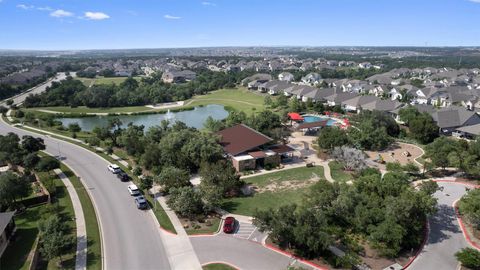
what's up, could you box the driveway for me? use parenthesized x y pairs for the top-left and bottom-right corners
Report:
(409, 181), (472, 270)
(0, 119), (171, 270)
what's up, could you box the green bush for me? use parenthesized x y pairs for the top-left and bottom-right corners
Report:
(455, 248), (480, 269)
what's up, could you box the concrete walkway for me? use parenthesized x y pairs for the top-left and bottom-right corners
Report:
(54, 169), (87, 270)
(155, 196), (202, 270)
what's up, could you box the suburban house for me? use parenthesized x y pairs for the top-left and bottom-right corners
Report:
(217, 124), (293, 171)
(301, 73), (322, 85)
(430, 106), (480, 135)
(161, 70), (196, 83)
(0, 211), (16, 258)
(324, 92), (358, 107)
(278, 72), (295, 82)
(342, 95), (379, 113)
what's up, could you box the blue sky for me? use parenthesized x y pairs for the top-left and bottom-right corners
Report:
(1, 0), (480, 50)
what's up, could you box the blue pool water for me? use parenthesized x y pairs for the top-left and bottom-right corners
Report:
(302, 115), (336, 126)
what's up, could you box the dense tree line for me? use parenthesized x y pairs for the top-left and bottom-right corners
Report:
(424, 137), (480, 177)
(254, 170), (437, 261)
(398, 106), (439, 144)
(25, 69), (257, 108)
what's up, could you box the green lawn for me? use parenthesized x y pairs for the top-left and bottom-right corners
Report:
(187, 88), (267, 115)
(0, 206), (42, 270)
(202, 263), (237, 270)
(78, 76), (142, 87)
(222, 166), (325, 216)
(59, 163), (102, 270)
(2, 170), (77, 270)
(24, 87), (267, 115)
(185, 217), (221, 235)
(329, 161), (354, 183)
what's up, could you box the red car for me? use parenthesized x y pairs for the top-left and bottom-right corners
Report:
(223, 217), (236, 234)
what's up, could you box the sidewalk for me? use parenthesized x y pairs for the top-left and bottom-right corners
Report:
(54, 169), (87, 270)
(154, 196), (202, 270)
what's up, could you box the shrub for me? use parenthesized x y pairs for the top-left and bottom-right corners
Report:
(455, 248), (480, 269)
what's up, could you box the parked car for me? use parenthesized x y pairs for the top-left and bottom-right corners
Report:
(127, 184), (141, 196)
(108, 164), (121, 174)
(223, 216), (236, 234)
(116, 171), (129, 181)
(135, 195), (148, 209)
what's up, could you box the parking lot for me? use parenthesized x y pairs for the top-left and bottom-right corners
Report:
(223, 221), (266, 243)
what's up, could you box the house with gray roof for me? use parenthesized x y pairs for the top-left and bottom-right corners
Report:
(0, 211), (15, 257)
(430, 106), (480, 135)
(324, 92), (358, 107)
(342, 95), (379, 113)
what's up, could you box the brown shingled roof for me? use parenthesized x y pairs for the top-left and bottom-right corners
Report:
(217, 124), (272, 156)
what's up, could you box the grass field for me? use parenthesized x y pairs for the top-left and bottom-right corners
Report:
(26, 87), (267, 115)
(78, 76), (142, 87)
(222, 166), (325, 216)
(188, 88), (267, 115)
(328, 161), (354, 183)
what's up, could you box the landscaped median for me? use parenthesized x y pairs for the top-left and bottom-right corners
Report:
(2, 113), (178, 235)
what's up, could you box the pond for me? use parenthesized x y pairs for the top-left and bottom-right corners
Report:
(57, 104), (229, 131)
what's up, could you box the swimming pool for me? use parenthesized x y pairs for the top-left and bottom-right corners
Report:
(302, 115), (336, 126)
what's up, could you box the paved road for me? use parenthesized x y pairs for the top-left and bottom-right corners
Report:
(191, 235), (296, 270)
(409, 181), (471, 270)
(0, 119), (171, 270)
(0, 72), (70, 106)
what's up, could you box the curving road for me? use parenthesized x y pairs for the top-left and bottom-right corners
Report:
(0, 119), (171, 269)
(0, 72), (71, 106)
(409, 181), (473, 270)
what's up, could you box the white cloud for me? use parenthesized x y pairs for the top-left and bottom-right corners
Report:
(17, 4), (35, 10)
(164, 14), (181, 20)
(84, 11), (110, 20)
(469, 0), (480, 2)
(37, 6), (53, 11)
(50, 9), (74, 18)
(201, 1), (216, 6)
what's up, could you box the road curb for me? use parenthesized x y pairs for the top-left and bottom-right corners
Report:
(454, 200), (480, 251)
(202, 261), (240, 270)
(403, 220), (430, 269)
(263, 243), (328, 270)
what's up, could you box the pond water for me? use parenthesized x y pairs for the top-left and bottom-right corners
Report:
(58, 104), (229, 131)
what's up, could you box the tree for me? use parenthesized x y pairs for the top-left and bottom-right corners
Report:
(317, 127), (349, 151)
(455, 248), (480, 269)
(38, 215), (74, 265)
(0, 106), (8, 115)
(108, 118), (123, 146)
(331, 146), (368, 172)
(199, 160), (241, 209)
(167, 187), (204, 218)
(425, 137), (460, 170)
(203, 116), (224, 132)
(418, 180), (439, 196)
(5, 99), (13, 106)
(36, 156), (60, 172)
(264, 95), (273, 106)
(0, 172), (32, 208)
(21, 135), (45, 153)
(23, 153), (40, 169)
(409, 113), (439, 144)
(155, 166), (191, 193)
(369, 218), (406, 258)
(139, 175), (153, 191)
(403, 162), (420, 175)
(458, 189), (480, 230)
(67, 123), (81, 138)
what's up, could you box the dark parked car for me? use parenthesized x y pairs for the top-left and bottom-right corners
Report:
(135, 195), (148, 210)
(223, 216), (236, 234)
(116, 171), (129, 181)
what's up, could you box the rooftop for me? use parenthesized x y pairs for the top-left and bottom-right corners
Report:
(217, 124), (273, 156)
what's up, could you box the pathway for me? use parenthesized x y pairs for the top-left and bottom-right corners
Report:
(408, 181), (474, 270)
(54, 169), (87, 270)
(155, 196), (202, 270)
